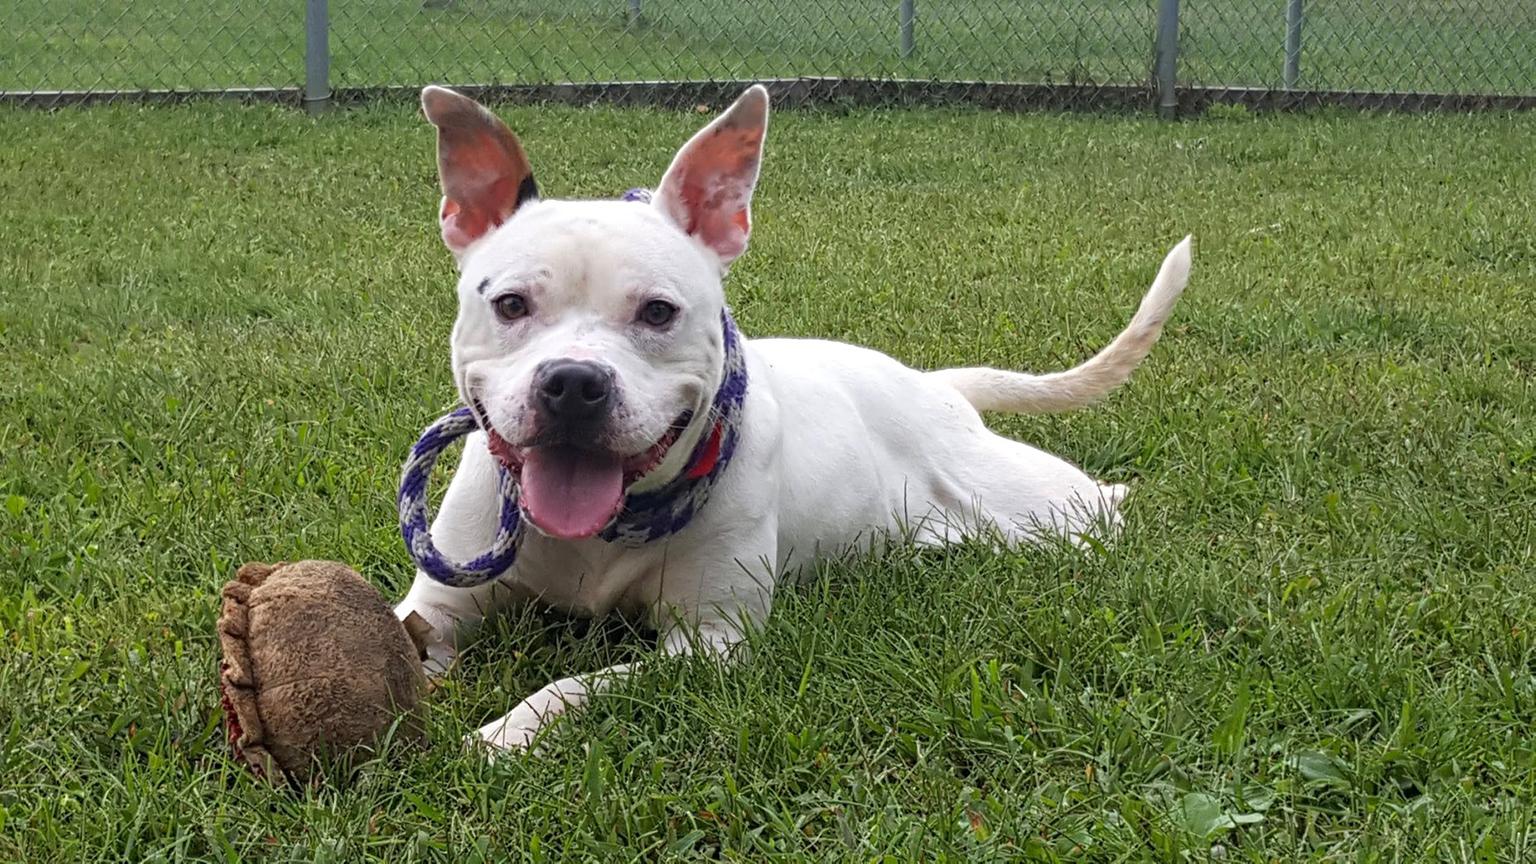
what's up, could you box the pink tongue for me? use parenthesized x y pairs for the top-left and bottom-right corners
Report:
(520, 446), (625, 540)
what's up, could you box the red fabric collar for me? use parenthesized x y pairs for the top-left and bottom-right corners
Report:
(684, 422), (724, 480)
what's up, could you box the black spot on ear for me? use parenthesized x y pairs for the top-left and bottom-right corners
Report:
(516, 174), (540, 207)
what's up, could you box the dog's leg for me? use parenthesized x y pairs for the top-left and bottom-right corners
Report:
(394, 432), (522, 679)
(472, 617), (747, 754)
(474, 662), (635, 753)
(474, 521), (777, 755)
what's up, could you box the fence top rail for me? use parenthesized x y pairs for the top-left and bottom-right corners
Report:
(5, 79), (1533, 115)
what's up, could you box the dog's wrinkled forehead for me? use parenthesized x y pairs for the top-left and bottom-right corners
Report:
(458, 199), (724, 307)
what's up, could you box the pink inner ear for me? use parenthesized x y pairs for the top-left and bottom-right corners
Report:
(439, 175), (519, 253)
(674, 175), (751, 255)
(658, 114), (765, 265)
(693, 201), (749, 262)
(426, 90), (535, 256)
(440, 199), (483, 254)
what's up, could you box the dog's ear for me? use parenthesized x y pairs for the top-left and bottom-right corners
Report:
(653, 85), (769, 267)
(421, 86), (538, 259)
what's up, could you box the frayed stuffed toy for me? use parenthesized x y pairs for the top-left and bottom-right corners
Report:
(217, 560), (431, 783)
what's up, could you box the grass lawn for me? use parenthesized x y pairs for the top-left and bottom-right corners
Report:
(3, 0), (1534, 96)
(2, 100), (1536, 860)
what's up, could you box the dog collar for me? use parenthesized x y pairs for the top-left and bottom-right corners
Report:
(398, 309), (748, 587)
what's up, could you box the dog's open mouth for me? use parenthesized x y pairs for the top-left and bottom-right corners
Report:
(481, 412), (689, 541)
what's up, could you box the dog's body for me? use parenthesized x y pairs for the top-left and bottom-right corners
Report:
(393, 85), (1192, 752)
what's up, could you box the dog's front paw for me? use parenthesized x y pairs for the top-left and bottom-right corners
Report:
(396, 606), (460, 684)
(466, 675), (599, 760)
(470, 706), (547, 758)
(419, 639), (458, 683)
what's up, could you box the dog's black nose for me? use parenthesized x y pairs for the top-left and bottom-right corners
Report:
(534, 360), (613, 424)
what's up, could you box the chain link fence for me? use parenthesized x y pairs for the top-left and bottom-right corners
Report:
(3, 1), (1533, 113)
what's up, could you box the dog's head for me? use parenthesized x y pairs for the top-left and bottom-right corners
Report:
(420, 85), (768, 541)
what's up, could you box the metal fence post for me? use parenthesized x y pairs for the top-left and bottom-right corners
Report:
(304, 0), (331, 114)
(628, 0), (642, 27)
(1154, 0), (1179, 118)
(900, 0), (916, 59)
(1283, 0), (1304, 90)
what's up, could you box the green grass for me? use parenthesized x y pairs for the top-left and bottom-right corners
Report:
(3, 0), (1534, 96)
(2, 100), (1536, 860)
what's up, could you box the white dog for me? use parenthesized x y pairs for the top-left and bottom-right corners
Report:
(393, 84), (1192, 754)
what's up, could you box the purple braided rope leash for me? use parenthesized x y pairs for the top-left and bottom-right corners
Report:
(397, 407), (523, 587)
(399, 189), (748, 587)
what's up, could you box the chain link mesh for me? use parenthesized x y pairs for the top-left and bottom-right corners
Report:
(2, 1), (1533, 110)
(1182, 0), (1536, 99)
(2, 1), (301, 96)
(329, 1), (1154, 89)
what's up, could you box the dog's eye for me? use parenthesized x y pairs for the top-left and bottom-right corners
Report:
(638, 299), (677, 328)
(492, 293), (529, 322)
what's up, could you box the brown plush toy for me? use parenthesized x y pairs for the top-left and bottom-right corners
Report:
(217, 560), (432, 783)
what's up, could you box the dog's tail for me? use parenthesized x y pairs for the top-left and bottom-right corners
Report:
(928, 236), (1192, 414)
